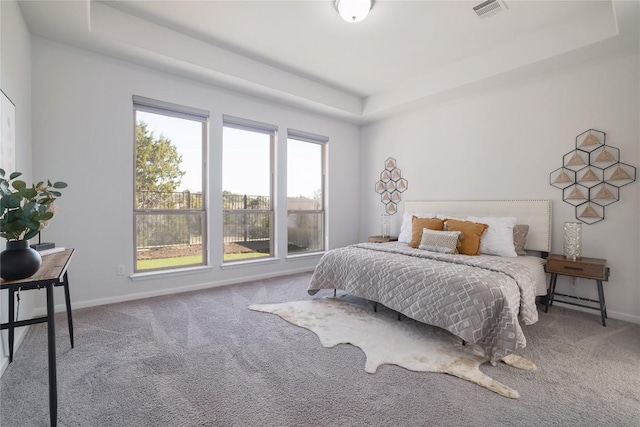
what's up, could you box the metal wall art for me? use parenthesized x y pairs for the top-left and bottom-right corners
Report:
(375, 157), (408, 215)
(550, 129), (636, 224)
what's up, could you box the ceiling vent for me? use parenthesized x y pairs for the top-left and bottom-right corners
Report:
(473, 0), (508, 18)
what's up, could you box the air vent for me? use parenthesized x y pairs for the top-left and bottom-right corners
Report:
(473, 0), (508, 18)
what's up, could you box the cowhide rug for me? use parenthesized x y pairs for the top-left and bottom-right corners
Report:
(248, 297), (536, 399)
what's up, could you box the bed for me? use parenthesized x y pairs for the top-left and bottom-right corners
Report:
(308, 200), (552, 364)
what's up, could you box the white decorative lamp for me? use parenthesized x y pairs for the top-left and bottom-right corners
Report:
(335, 0), (372, 23)
(563, 222), (582, 260)
(380, 214), (390, 238)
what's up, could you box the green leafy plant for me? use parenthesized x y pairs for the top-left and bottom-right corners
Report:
(0, 169), (68, 241)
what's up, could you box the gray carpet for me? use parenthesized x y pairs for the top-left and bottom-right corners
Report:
(1, 272), (639, 427)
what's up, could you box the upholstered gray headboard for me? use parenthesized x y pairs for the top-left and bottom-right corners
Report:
(403, 200), (552, 253)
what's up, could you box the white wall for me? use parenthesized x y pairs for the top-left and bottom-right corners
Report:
(360, 52), (640, 323)
(1, 0), (34, 374)
(30, 37), (360, 309)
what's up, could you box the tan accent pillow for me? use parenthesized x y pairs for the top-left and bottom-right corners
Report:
(410, 216), (444, 248)
(444, 219), (488, 256)
(513, 224), (530, 256)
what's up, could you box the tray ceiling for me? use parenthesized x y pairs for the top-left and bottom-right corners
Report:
(17, 1), (639, 123)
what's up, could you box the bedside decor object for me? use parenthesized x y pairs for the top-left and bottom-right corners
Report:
(562, 222), (582, 261)
(0, 169), (67, 280)
(380, 214), (390, 237)
(550, 129), (636, 224)
(374, 157), (408, 215)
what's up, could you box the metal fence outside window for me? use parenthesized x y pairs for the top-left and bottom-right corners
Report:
(223, 193), (271, 245)
(137, 190), (203, 210)
(137, 191), (273, 248)
(136, 191), (320, 251)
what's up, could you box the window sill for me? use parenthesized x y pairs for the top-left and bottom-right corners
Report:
(220, 257), (281, 270)
(130, 265), (213, 282)
(286, 251), (326, 261)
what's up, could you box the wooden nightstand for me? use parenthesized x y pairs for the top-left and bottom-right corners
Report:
(545, 254), (609, 326)
(368, 235), (398, 243)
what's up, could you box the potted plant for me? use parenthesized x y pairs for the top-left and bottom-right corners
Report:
(0, 169), (67, 280)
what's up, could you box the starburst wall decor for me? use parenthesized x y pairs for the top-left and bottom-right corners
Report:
(550, 129), (636, 224)
(375, 158), (408, 215)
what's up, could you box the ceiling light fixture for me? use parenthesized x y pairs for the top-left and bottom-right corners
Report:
(335, 0), (372, 23)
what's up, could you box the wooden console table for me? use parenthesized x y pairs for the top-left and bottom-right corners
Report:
(1, 248), (75, 427)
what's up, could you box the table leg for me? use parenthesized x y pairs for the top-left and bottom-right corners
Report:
(8, 287), (15, 363)
(544, 274), (552, 313)
(550, 274), (558, 307)
(46, 283), (58, 427)
(596, 280), (606, 327)
(545, 274), (558, 312)
(62, 272), (74, 348)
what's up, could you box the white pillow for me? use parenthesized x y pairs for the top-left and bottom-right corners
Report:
(398, 211), (435, 243)
(418, 229), (461, 254)
(467, 216), (518, 257)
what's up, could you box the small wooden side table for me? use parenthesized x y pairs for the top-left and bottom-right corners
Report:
(1, 248), (75, 427)
(368, 235), (398, 243)
(545, 254), (609, 326)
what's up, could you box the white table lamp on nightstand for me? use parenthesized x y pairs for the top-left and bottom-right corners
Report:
(563, 222), (582, 260)
(380, 214), (390, 238)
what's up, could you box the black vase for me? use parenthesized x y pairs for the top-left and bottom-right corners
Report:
(1, 240), (42, 281)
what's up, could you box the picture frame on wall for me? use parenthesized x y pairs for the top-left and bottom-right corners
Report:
(0, 89), (16, 362)
(1, 89), (16, 174)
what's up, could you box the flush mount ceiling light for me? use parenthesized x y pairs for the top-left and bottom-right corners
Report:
(335, 0), (373, 23)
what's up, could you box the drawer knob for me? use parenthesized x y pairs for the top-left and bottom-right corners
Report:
(564, 266), (584, 271)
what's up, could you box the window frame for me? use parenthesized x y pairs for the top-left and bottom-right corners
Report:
(222, 115), (277, 263)
(286, 128), (328, 256)
(132, 95), (209, 273)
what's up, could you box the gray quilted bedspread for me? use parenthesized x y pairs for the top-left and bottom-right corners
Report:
(308, 242), (539, 363)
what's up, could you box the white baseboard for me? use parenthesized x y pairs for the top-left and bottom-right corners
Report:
(0, 357), (6, 377)
(33, 267), (316, 316)
(0, 324), (31, 378)
(551, 301), (640, 324)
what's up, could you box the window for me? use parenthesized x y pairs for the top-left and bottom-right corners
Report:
(287, 129), (327, 255)
(133, 96), (207, 272)
(222, 116), (276, 262)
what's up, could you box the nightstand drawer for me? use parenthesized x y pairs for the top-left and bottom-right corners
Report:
(546, 255), (608, 281)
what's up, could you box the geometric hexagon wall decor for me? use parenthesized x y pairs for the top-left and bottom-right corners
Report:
(550, 129), (636, 224)
(375, 157), (408, 215)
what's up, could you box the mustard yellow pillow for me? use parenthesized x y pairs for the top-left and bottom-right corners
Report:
(410, 216), (444, 248)
(444, 219), (488, 255)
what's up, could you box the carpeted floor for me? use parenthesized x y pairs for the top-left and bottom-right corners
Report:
(1, 272), (639, 426)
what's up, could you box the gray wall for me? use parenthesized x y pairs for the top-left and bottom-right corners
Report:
(0, 0), (34, 374)
(360, 51), (640, 322)
(30, 37), (360, 309)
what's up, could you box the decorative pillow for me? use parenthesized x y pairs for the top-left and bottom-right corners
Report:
(436, 214), (465, 221)
(398, 211), (435, 243)
(467, 216), (518, 258)
(444, 219), (488, 256)
(410, 216), (444, 248)
(418, 229), (461, 254)
(513, 224), (530, 256)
